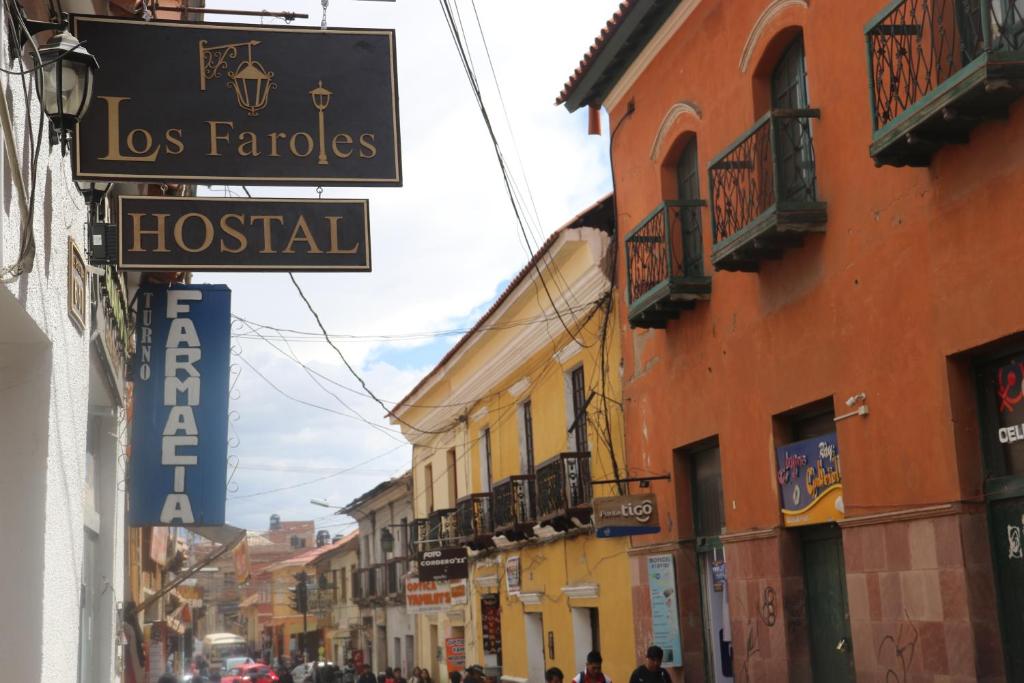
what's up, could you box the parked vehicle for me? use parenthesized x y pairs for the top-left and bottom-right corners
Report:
(202, 633), (249, 675)
(221, 663), (280, 683)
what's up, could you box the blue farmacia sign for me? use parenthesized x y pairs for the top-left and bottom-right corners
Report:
(129, 284), (231, 526)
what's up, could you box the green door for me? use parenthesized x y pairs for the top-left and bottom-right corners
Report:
(988, 497), (1024, 676)
(801, 524), (855, 682)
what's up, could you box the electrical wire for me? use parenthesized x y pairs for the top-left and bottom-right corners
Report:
(437, 0), (590, 349)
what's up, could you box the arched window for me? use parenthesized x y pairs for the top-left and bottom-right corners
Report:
(771, 37), (815, 204)
(675, 137), (704, 277)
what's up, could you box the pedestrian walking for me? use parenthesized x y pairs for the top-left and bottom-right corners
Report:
(394, 667), (408, 683)
(628, 646), (672, 683)
(572, 651), (611, 683)
(357, 664), (377, 683)
(447, 671), (461, 683)
(545, 668), (565, 683)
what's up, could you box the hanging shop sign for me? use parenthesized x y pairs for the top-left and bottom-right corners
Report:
(481, 594), (501, 656)
(593, 493), (660, 538)
(234, 537), (252, 585)
(417, 547), (468, 581)
(445, 637), (465, 673)
(775, 431), (844, 527)
(646, 554), (682, 668)
(116, 196), (370, 271)
(68, 237), (87, 332)
(72, 17), (402, 186)
(404, 578), (467, 614)
(504, 555), (520, 595)
(129, 284), (231, 526)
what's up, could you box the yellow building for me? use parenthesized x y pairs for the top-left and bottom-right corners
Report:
(264, 541), (342, 661)
(392, 196), (636, 683)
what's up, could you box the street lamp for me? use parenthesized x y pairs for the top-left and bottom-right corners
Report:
(380, 527), (394, 555)
(310, 81), (332, 165)
(32, 30), (99, 154)
(76, 179), (110, 219)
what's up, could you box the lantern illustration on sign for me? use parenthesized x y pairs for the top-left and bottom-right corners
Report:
(310, 81), (333, 165)
(198, 39), (276, 116)
(228, 42), (275, 116)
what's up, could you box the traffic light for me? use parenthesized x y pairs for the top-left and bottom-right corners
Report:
(289, 572), (308, 614)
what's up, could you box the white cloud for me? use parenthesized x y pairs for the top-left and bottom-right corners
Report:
(194, 0), (620, 531)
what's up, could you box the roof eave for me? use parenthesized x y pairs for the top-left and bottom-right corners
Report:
(559, 0), (682, 112)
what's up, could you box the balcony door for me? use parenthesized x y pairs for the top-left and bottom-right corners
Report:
(675, 138), (704, 277)
(771, 37), (815, 204)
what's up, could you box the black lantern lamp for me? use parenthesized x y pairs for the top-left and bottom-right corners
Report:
(380, 527), (395, 555)
(32, 30), (99, 155)
(76, 179), (111, 220)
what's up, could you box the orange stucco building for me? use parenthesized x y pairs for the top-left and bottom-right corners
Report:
(560, 0), (1024, 681)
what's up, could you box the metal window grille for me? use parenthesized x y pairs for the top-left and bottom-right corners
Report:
(571, 367), (589, 453)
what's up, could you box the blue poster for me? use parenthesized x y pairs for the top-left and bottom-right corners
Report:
(647, 554), (683, 667)
(129, 284), (231, 526)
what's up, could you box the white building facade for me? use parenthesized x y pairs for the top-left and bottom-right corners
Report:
(341, 472), (416, 676)
(0, 5), (128, 683)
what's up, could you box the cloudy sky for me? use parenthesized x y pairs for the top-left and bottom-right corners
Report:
(194, 0), (620, 535)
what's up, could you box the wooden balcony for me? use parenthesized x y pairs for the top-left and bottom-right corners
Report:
(708, 109), (827, 272)
(866, 0), (1024, 167)
(536, 452), (593, 531)
(625, 200), (711, 329)
(385, 557), (409, 599)
(492, 475), (536, 541)
(456, 493), (494, 550)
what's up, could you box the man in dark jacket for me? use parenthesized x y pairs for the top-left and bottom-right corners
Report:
(628, 646), (672, 683)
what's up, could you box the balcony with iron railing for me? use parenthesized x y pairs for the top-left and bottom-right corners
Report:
(456, 492), (494, 550)
(536, 452), (593, 531)
(866, 0), (1024, 166)
(624, 200), (711, 329)
(353, 567), (372, 606)
(428, 508), (460, 549)
(708, 110), (827, 272)
(492, 475), (536, 541)
(409, 517), (430, 555)
(385, 557), (408, 598)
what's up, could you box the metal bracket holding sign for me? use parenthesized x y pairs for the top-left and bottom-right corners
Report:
(72, 16), (402, 187)
(117, 196), (370, 271)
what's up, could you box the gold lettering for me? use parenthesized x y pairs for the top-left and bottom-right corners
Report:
(283, 216), (322, 254)
(129, 213), (170, 252)
(127, 129), (155, 156)
(238, 131), (260, 157)
(251, 215), (284, 254)
(173, 213), (214, 253)
(267, 132), (287, 157)
(327, 216), (359, 254)
(359, 133), (377, 159)
(289, 132), (314, 158)
(331, 133), (353, 159)
(165, 129), (184, 155)
(207, 121), (234, 157)
(219, 214), (247, 254)
(99, 97), (159, 162)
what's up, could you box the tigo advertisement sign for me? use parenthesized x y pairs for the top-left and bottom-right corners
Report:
(594, 494), (660, 537)
(129, 284), (231, 526)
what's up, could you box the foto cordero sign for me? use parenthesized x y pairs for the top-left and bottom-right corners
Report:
(72, 17), (402, 186)
(129, 284), (231, 526)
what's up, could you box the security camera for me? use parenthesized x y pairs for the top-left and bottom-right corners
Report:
(845, 392), (866, 407)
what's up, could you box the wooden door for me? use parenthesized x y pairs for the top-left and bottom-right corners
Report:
(801, 524), (855, 682)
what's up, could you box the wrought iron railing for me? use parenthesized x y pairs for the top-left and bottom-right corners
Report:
(536, 452), (592, 521)
(708, 109), (820, 245)
(409, 517), (430, 555)
(456, 493), (494, 540)
(492, 475), (536, 533)
(866, 0), (1024, 130)
(428, 508), (459, 548)
(624, 200), (706, 305)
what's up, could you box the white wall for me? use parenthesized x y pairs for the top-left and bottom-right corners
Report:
(0, 2), (124, 680)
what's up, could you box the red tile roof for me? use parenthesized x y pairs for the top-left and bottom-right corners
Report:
(555, 1), (640, 105)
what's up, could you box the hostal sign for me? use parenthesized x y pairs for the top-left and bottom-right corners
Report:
(72, 17), (401, 186)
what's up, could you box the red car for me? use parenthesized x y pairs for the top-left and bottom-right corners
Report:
(221, 663), (280, 683)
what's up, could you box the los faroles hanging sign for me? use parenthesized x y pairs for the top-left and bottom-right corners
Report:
(72, 17), (402, 186)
